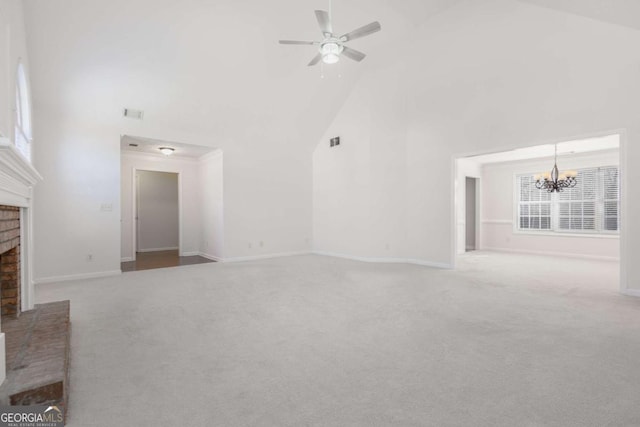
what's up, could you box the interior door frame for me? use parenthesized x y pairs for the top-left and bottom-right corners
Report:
(465, 176), (480, 252)
(131, 167), (183, 262)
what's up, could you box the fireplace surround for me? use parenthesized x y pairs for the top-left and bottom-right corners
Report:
(0, 206), (21, 317)
(0, 138), (42, 385)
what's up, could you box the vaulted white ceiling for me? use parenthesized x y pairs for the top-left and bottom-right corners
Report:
(22, 0), (639, 151)
(22, 0), (468, 151)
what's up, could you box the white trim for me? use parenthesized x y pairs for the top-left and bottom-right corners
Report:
(223, 251), (311, 263)
(198, 252), (223, 262)
(314, 251), (453, 269)
(482, 246), (619, 262)
(0, 138), (41, 189)
(34, 270), (122, 285)
(0, 333), (5, 386)
(512, 230), (619, 239)
(120, 257), (134, 262)
(621, 289), (640, 298)
(180, 251), (200, 257)
(137, 246), (179, 253)
(131, 168), (182, 260)
(121, 150), (200, 162)
(618, 129), (628, 295)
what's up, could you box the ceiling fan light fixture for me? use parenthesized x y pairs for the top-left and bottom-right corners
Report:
(321, 42), (342, 64)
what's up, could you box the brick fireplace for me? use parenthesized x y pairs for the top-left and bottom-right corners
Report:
(0, 138), (42, 385)
(0, 206), (21, 317)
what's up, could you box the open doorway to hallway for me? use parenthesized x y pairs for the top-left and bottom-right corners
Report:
(120, 135), (224, 271)
(455, 133), (621, 291)
(136, 170), (179, 254)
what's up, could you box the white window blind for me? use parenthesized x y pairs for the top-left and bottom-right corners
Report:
(518, 175), (551, 230)
(516, 166), (619, 235)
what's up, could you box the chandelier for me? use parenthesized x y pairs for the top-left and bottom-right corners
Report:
(534, 145), (577, 192)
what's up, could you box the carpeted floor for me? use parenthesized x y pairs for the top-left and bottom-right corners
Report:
(35, 252), (640, 426)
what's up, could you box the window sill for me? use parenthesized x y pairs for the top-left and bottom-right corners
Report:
(514, 230), (619, 239)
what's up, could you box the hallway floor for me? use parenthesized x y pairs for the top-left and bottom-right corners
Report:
(120, 250), (214, 272)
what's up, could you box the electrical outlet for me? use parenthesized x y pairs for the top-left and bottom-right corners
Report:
(259, 241), (264, 248)
(86, 254), (93, 262)
(248, 242), (252, 249)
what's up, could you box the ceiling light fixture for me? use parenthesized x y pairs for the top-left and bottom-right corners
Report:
(159, 147), (175, 156)
(534, 145), (577, 192)
(320, 41), (343, 64)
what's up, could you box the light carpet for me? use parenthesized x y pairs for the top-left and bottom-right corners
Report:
(35, 252), (640, 426)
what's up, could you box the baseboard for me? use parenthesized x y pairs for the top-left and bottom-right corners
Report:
(198, 252), (223, 262)
(120, 257), (134, 262)
(621, 288), (640, 298)
(181, 251), (200, 257)
(34, 270), (122, 284)
(406, 258), (454, 269)
(313, 251), (452, 269)
(482, 247), (619, 262)
(137, 247), (179, 253)
(223, 251), (311, 263)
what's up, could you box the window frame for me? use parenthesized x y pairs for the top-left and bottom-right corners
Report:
(513, 165), (620, 238)
(14, 61), (32, 162)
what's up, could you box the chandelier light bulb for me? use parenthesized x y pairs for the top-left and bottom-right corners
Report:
(534, 145), (577, 193)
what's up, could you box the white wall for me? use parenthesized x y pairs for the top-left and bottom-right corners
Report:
(121, 152), (200, 261)
(0, 0), (29, 141)
(223, 141), (312, 261)
(198, 151), (224, 260)
(480, 150), (619, 260)
(313, 0), (640, 293)
(136, 170), (178, 252)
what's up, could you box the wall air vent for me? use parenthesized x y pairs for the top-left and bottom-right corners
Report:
(123, 108), (144, 120)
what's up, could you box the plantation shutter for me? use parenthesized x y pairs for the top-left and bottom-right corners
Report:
(516, 165), (619, 235)
(601, 166), (620, 232)
(518, 175), (551, 230)
(557, 168), (597, 231)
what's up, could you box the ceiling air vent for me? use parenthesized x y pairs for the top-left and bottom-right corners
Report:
(123, 108), (144, 120)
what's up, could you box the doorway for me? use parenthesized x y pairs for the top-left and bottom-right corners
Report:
(135, 170), (179, 254)
(465, 177), (477, 252)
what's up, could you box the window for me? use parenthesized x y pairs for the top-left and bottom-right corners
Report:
(14, 63), (32, 161)
(516, 166), (619, 235)
(518, 175), (551, 230)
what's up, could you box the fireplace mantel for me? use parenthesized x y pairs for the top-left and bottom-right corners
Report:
(0, 137), (42, 386)
(0, 138), (42, 207)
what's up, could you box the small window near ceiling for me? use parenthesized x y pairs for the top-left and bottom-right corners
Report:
(15, 62), (32, 161)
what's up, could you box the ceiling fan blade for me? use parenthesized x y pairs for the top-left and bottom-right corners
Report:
(342, 46), (366, 62)
(340, 21), (381, 42)
(279, 40), (316, 45)
(308, 53), (322, 66)
(315, 10), (333, 36)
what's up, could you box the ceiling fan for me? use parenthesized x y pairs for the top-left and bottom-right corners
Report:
(279, 10), (381, 66)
